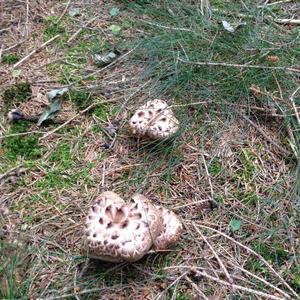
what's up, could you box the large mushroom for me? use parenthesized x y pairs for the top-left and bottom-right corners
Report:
(83, 192), (182, 262)
(129, 99), (179, 140)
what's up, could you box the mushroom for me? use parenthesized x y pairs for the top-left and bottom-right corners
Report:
(153, 206), (183, 250)
(83, 191), (183, 262)
(129, 99), (179, 140)
(83, 191), (163, 262)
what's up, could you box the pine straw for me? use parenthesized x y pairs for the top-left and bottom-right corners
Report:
(0, 0), (299, 299)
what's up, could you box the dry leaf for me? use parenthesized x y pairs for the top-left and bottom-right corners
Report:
(266, 55), (279, 63)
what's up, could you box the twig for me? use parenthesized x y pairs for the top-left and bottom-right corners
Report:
(13, 35), (60, 69)
(212, 8), (300, 25)
(173, 199), (210, 210)
(257, 0), (292, 7)
(193, 223), (299, 299)
(2, 40), (26, 53)
(0, 165), (23, 181)
(275, 18), (300, 25)
(194, 270), (286, 300)
(289, 86), (300, 127)
(56, 0), (71, 24)
(140, 20), (194, 33)
(25, 0), (29, 37)
(228, 262), (291, 299)
(67, 16), (98, 44)
(0, 131), (46, 139)
(201, 154), (214, 199)
(241, 114), (290, 156)
(192, 224), (233, 284)
(184, 276), (209, 300)
(178, 58), (300, 73)
(40, 99), (115, 140)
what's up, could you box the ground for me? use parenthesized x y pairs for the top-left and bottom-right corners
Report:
(0, 0), (299, 299)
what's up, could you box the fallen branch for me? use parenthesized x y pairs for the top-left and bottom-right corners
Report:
(178, 58), (300, 73)
(13, 35), (60, 69)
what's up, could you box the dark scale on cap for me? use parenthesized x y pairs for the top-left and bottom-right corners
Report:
(133, 212), (142, 219)
(104, 240), (108, 245)
(160, 118), (167, 122)
(99, 217), (103, 224)
(107, 222), (113, 228)
(93, 233), (97, 238)
(111, 234), (119, 240)
(92, 205), (97, 212)
(138, 111), (145, 117)
(121, 220), (128, 229)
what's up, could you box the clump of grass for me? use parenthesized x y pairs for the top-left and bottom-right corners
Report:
(1, 121), (42, 161)
(1, 53), (19, 64)
(123, 0), (299, 123)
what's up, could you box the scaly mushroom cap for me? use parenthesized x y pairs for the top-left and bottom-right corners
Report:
(129, 99), (179, 140)
(153, 206), (183, 250)
(83, 192), (163, 262)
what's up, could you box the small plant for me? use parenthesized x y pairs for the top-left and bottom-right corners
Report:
(1, 53), (19, 64)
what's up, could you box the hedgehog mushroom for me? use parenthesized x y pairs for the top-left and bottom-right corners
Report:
(83, 191), (163, 262)
(153, 206), (183, 250)
(129, 99), (179, 140)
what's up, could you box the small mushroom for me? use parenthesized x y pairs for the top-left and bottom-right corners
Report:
(129, 99), (179, 140)
(83, 191), (163, 262)
(83, 191), (183, 262)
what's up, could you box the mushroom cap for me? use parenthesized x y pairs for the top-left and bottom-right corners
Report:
(83, 192), (163, 262)
(129, 99), (179, 140)
(153, 206), (183, 250)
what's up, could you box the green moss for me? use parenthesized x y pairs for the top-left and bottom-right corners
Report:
(1, 121), (42, 161)
(1, 53), (19, 64)
(3, 82), (31, 110)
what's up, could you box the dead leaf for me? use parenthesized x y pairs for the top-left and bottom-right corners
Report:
(266, 55), (279, 63)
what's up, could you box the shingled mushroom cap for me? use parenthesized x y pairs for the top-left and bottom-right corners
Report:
(129, 99), (179, 139)
(153, 206), (183, 250)
(83, 191), (163, 262)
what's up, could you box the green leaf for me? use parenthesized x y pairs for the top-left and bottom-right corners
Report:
(229, 219), (241, 232)
(110, 7), (120, 17)
(109, 24), (121, 35)
(37, 99), (61, 126)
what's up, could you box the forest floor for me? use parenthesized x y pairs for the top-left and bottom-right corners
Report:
(0, 0), (300, 299)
